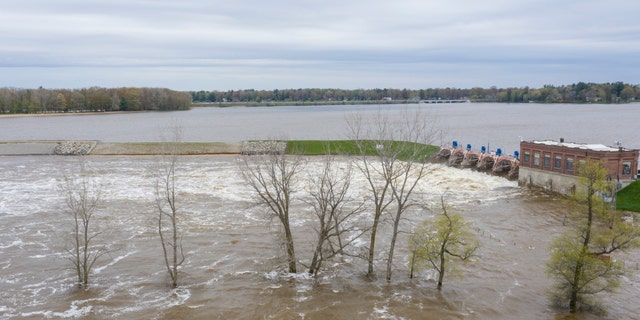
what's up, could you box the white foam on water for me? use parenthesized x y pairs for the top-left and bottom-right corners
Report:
(93, 251), (135, 274)
(110, 288), (191, 318)
(52, 302), (93, 319)
(19, 301), (93, 318)
(371, 304), (398, 320)
(0, 239), (25, 250)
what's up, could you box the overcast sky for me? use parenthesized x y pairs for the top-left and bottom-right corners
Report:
(1, 0), (638, 91)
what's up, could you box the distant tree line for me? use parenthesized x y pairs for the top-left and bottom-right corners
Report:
(0, 87), (192, 114)
(190, 82), (639, 104)
(3, 82), (636, 115)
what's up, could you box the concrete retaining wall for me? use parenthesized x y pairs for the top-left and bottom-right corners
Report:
(90, 142), (242, 155)
(0, 141), (59, 155)
(518, 167), (578, 195)
(0, 140), (96, 155)
(519, 167), (636, 195)
(0, 141), (242, 156)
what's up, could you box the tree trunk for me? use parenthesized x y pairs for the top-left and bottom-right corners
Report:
(367, 214), (380, 277)
(74, 213), (82, 286)
(437, 221), (449, 290)
(332, 215), (344, 254)
(569, 181), (595, 313)
(82, 213), (90, 287)
(172, 214), (178, 288)
(409, 251), (416, 279)
(386, 210), (402, 281)
(437, 250), (446, 290)
(284, 223), (297, 273)
(309, 240), (322, 276)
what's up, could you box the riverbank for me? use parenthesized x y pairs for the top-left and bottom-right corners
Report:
(0, 140), (436, 157)
(0, 110), (148, 119)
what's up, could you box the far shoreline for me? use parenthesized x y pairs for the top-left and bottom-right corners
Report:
(0, 110), (147, 119)
(0, 100), (415, 118)
(3, 100), (638, 120)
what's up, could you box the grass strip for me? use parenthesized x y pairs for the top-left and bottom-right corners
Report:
(284, 140), (439, 161)
(617, 181), (640, 212)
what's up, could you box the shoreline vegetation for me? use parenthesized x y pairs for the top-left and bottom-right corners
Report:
(1, 82), (638, 116)
(190, 82), (639, 105)
(0, 87), (191, 115)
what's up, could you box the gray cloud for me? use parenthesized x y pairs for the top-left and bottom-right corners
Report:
(1, 0), (639, 90)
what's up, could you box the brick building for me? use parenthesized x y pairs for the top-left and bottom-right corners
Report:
(518, 139), (639, 195)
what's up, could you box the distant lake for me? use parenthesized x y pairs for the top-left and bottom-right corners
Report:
(2, 103), (639, 154)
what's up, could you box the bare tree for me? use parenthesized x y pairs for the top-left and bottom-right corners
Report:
(347, 112), (394, 278)
(240, 141), (304, 273)
(61, 157), (110, 288)
(153, 126), (185, 288)
(305, 153), (366, 277)
(384, 112), (439, 281)
(347, 108), (439, 280)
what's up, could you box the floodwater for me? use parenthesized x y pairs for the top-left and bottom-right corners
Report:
(1, 156), (639, 319)
(1, 103), (640, 319)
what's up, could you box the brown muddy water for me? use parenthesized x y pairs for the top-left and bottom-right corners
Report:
(1, 155), (639, 319)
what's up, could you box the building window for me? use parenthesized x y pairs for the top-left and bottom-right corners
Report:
(623, 162), (631, 175)
(523, 151), (530, 164)
(544, 154), (551, 168)
(534, 152), (540, 166)
(554, 156), (562, 169)
(566, 157), (574, 171)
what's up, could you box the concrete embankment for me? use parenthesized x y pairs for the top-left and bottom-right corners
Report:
(0, 141), (61, 155)
(0, 141), (243, 156)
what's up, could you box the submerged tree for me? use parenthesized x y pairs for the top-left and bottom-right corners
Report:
(546, 159), (640, 313)
(408, 195), (477, 289)
(305, 153), (366, 277)
(347, 108), (439, 279)
(240, 141), (304, 273)
(61, 157), (110, 288)
(384, 112), (439, 281)
(154, 126), (185, 288)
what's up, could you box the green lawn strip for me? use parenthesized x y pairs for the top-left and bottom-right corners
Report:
(285, 140), (359, 155)
(617, 180), (640, 212)
(284, 140), (439, 161)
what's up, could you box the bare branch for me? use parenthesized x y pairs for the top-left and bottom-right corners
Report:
(239, 140), (304, 273)
(153, 123), (185, 288)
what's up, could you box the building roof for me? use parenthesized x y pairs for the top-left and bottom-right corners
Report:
(530, 140), (631, 152)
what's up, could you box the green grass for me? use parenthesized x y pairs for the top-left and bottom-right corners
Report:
(284, 140), (439, 161)
(285, 140), (360, 155)
(617, 180), (640, 212)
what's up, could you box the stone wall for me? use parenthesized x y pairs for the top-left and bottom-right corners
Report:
(53, 141), (97, 155)
(241, 141), (287, 155)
